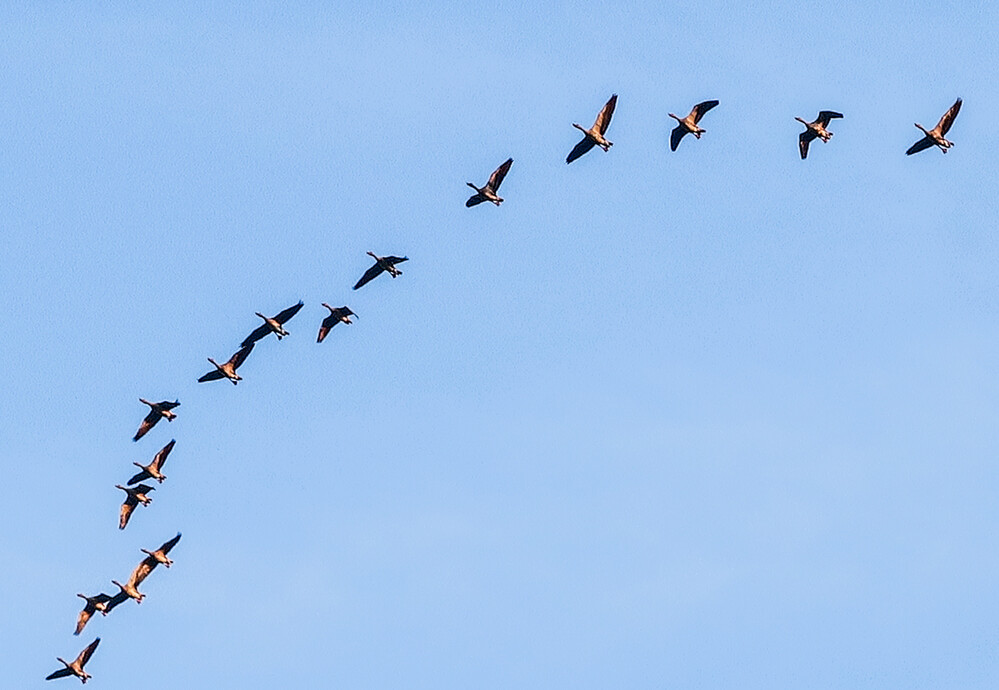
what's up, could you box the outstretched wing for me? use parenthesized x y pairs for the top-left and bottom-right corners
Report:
(78, 637), (100, 667)
(127, 468), (151, 485)
(487, 158), (513, 192)
(465, 193), (486, 207)
(198, 369), (224, 383)
(158, 400), (181, 411)
(119, 499), (137, 530)
(151, 440), (175, 472)
(384, 256), (408, 266)
(799, 130), (815, 159)
(46, 668), (73, 680)
(937, 98), (961, 135)
(104, 590), (130, 614)
(133, 412), (158, 442)
(906, 135), (934, 156)
(595, 94), (617, 134)
(230, 343), (254, 370)
(317, 314), (336, 342)
(353, 263), (383, 290)
(566, 136), (596, 164)
(670, 125), (687, 152)
(75, 607), (95, 636)
(159, 533), (182, 555)
(816, 110), (843, 127)
(691, 100), (719, 123)
(274, 301), (304, 325)
(240, 323), (271, 348)
(130, 556), (157, 587)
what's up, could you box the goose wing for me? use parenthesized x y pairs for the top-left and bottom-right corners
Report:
(799, 130), (816, 159)
(158, 400), (180, 411)
(104, 590), (130, 614)
(816, 110), (843, 127)
(46, 667), (73, 680)
(150, 439), (175, 472)
(906, 135), (934, 155)
(119, 499), (136, 530)
(230, 343), (254, 370)
(595, 94), (617, 134)
(198, 369), (224, 383)
(465, 192), (486, 207)
(487, 158), (513, 192)
(937, 98), (961, 135)
(691, 100), (719, 123)
(317, 314), (337, 342)
(273, 301), (304, 325)
(353, 263), (383, 290)
(133, 412), (158, 442)
(670, 124), (687, 152)
(566, 136), (596, 163)
(130, 556), (157, 587)
(77, 637), (100, 667)
(127, 468), (151, 485)
(159, 533), (182, 555)
(385, 256), (408, 266)
(241, 323), (271, 347)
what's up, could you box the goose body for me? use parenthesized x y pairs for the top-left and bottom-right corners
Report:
(796, 110), (843, 159)
(907, 98), (962, 155)
(669, 99), (719, 151)
(566, 94), (617, 163)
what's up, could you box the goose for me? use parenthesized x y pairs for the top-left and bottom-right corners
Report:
(135, 533), (182, 578)
(317, 305), (356, 343)
(241, 301), (304, 347)
(353, 252), (408, 290)
(907, 98), (962, 155)
(466, 158), (513, 207)
(199, 343), (254, 385)
(74, 594), (111, 636)
(566, 94), (617, 164)
(46, 637), (100, 684)
(133, 399), (179, 442)
(128, 439), (175, 485)
(116, 484), (154, 530)
(795, 110), (843, 159)
(669, 100), (719, 151)
(105, 574), (144, 612)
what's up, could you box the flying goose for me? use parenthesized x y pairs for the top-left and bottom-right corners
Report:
(669, 100), (719, 151)
(907, 98), (962, 155)
(353, 252), (408, 290)
(128, 439), (175, 485)
(116, 484), (154, 530)
(198, 343), (254, 385)
(241, 301), (305, 347)
(74, 594), (112, 636)
(105, 573), (144, 612)
(796, 110), (843, 159)
(317, 305), (356, 343)
(566, 94), (617, 164)
(133, 399), (179, 442)
(466, 158), (513, 207)
(46, 637), (100, 684)
(133, 533), (183, 581)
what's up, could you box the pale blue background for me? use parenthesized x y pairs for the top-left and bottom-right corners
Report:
(3, 2), (998, 687)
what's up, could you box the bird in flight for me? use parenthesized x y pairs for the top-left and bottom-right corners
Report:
(907, 98), (962, 155)
(132, 399), (179, 442)
(45, 637), (100, 684)
(353, 252), (408, 290)
(317, 305), (356, 343)
(567, 94), (617, 164)
(466, 158), (513, 207)
(199, 343), (254, 385)
(128, 439), (175, 484)
(115, 483), (154, 530)
(241, 302), (305, 347)
(668, 100), (719, 151)
(795, 110), (843, 159)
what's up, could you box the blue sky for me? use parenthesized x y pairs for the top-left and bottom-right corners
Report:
(3, 2), (999, 687)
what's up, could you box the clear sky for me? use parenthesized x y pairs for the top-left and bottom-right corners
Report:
(3, 1), (999, 687)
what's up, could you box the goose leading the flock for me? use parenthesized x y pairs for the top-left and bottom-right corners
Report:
(199, 343), (254, 385)
(668, 100), (719, 151)
(466, 158), (513, 207)
(317, 304), (356, 343)
(132, 399), (179, 442)
(796, 110), (843, 159)
(128, 439), (175, 484)
(353, 252), (408, 290)
(241, 302), (305, 347)
(907, 98), (962, 155)
(116, 483), (154, 530)
(46, 637), (100, 684)
(566, 94), (617, 164)
(74, 594), (111, 636)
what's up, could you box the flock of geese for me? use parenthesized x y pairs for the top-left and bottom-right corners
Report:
(44, 91), (963, 683)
